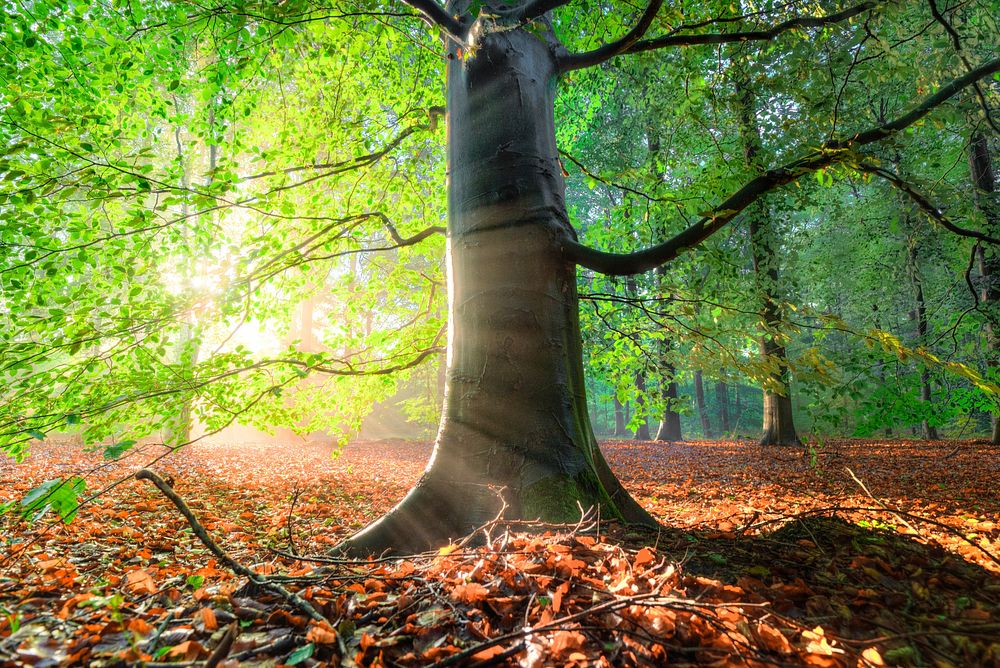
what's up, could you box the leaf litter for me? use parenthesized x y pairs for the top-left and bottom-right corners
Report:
(1, 437), (998, 666)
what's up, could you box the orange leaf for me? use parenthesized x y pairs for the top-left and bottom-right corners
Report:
(195, 607), (218, 631)
(168, 640), (207, 661)
(755, 623), (792, 655)
(451, 582), (489, 605)
(125, 569), (157, 595)
(306, 623), (338, 645)
(127, 618), (155, 636)
(551, 582), (570, 614)
(634, 547), (655, 568)
(861, 647), (886, 667)
(471, 645), (506, 661)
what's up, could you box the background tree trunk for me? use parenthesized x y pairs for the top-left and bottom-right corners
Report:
(970, 130), (999, 443)
(905, 220), (939, 441)
(634, 372), (652, 440)
(613, 397), (627, 437)
(735, 75), (800, 446)
(716, 380), (731, 435)
(654, 363), (682, 441)
(694, 371), (712, 438)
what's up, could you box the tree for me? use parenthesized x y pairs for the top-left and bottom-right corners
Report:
(2, 0), (998, 554)
(337, 0), (1000, 554)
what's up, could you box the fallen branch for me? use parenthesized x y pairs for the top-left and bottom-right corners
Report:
(134, 468), (325, 622)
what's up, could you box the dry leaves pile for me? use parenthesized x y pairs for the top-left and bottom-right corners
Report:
(1, 437), (998, 667)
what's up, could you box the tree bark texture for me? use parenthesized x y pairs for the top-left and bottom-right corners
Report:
(338, 27), (655, 556)
(735, 75), (800, 447)
(970, 130), (1000, 444)
(655, 364), (682, 441)
(634, 372), (652, 440)
(902, 209), (940, 441)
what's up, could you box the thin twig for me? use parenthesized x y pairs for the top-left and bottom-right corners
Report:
(845, 467), (919, 533)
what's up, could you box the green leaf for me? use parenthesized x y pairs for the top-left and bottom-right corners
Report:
(186, 574), (205, 589)
(103, 439), (137, 460)
(286, 643), (315, 666)
(19, 477), (87, 523)
(27, 429), (46, 441)
(167, 79), (180, 91)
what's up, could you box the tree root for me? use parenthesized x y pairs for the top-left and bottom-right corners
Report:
(134, 468), (325, 622)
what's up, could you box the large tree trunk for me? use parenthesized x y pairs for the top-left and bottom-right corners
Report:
(338, 27), (655, 556)
(735, 76), (800, 447)
(716, 380), (731, 435)
(970, 130), (1000, 444)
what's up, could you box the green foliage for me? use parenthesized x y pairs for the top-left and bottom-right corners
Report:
(2, 477), (87, 524)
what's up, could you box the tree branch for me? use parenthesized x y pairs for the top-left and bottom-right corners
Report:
(564, 56), (1000, 276)
(926, 0), (1000, 134)
(557, 0), (663, 72)
(624, 1), (878, 53)
(857, 162), (1000, 244)
(400, 0), (467, 38)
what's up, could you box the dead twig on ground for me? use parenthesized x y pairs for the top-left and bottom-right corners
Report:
(845, 467), (919, 534)
(135, 468), (326, 622)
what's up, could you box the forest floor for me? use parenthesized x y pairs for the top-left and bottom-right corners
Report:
(1, 437), (999, 667)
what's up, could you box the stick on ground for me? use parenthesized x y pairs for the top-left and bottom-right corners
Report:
(134, 468), (325, 622)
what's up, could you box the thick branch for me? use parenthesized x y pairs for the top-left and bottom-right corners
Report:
(565, 56), (1000, 276)
(558, 0), (663, 72)
(400, 0), (467, 37)
(625, 1), (878, 53)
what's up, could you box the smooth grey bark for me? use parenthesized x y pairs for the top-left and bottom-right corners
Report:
(970, 130), (1000, 443)
(338, 26), (655, 556)
(735, 75), (800, 447)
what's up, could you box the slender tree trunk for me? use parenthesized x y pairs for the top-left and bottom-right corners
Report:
(734, 383), (743, 424)
(654, 365), (682, 441)
(613, 397), (627, 437)
(339, 26), (655, 556)
(634, 373), (652, 440)
(906, 233), (940, 441)
(970, 130), (1000, 443)
(716, 380), (731, 435)
(735, 76), (800, 447)
(870, 303), (895, 436)
(694, 371), (712, 438)
(164, 120), (212, 446)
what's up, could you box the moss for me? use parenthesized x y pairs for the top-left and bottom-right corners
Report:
(521, 477), (587, 522)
